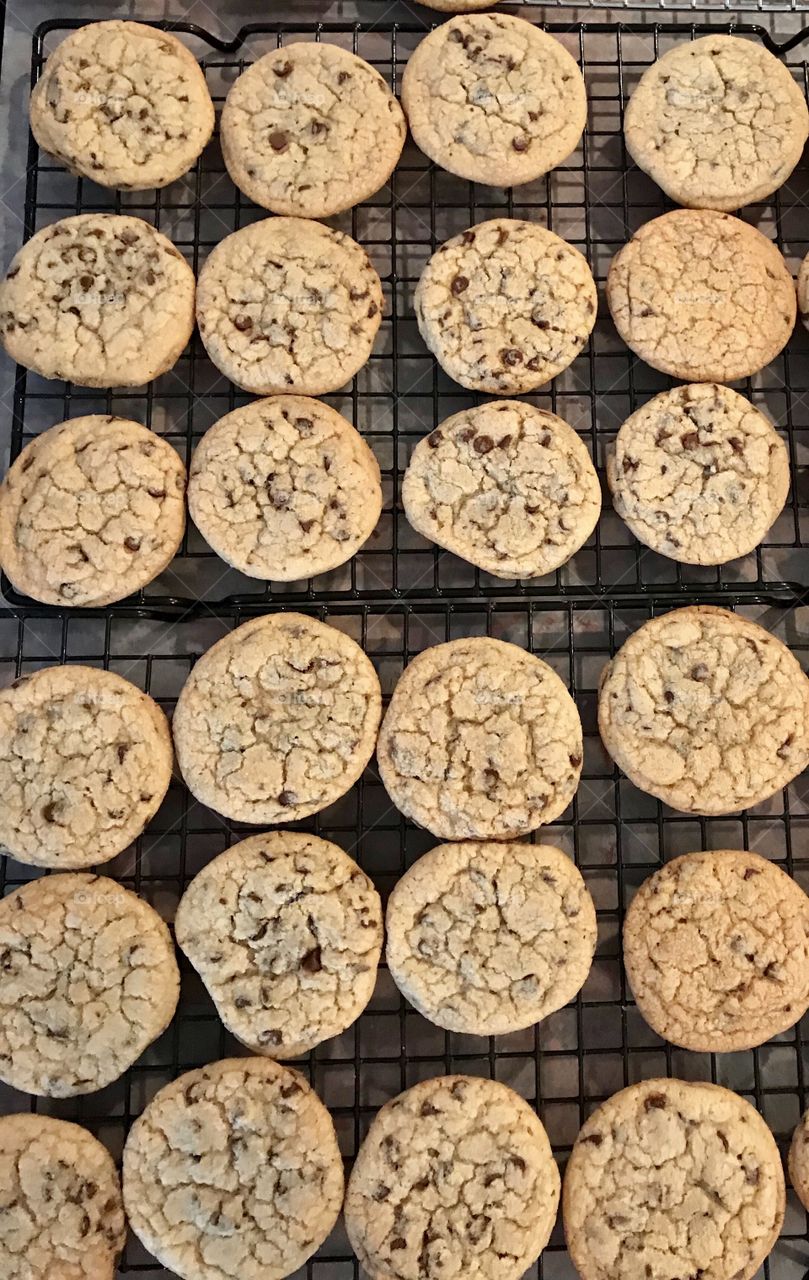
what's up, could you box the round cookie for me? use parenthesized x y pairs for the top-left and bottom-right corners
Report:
(0, 664), (173, 869)
(345, 1074), (560, 1280)
(377, 636), (583, 840)
(563, 1078), (785, 1280)
(797, 251), (809, 332)
(415, 219), (596, 393)
(403, 400), (601, 579)
(598, 605), (809, 815)
(0, 414), (186, 606)
(788, 1110), (809, 1211)
(386, 841), (596, 1035)
(402, 15), (586, 188)
(623, 850), (809, 1052)
(0, 1113), (125, 1280)
(29, 21), (214, 190)
(221, 43), (406, 219)
(187, 395), (382, 582)
(175, 832), (382, 1057)
(606, 384), (789, 566)
(123, 1057), (343, 1280)
(0, 214), (195, 387)
(196, 216), (382, 396)
(606, 210), (795, 383)
(0, 872), (179, 1096)
(172, 612), (381, 825)
(624, 36), (809, 212)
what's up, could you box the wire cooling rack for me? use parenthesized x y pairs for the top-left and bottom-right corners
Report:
(7, 17), (809, 610)
(3, 17), (809, 1280)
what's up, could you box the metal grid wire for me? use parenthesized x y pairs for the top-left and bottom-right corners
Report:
(2, 16), (809, 1280)
(0, 596), (808, 1280)
(7, 18), (809, 610)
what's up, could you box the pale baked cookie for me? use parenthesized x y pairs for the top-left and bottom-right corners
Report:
(123, 1057), (343, 1280)
(0, 1113), (125, 1280)
(0, 214), (195, 386)
(402, 15), (586, 187)
(563, 1078), (785, 1280)
(403, 401), (601, 579)
(221, 43), (406, 218)
(624, 36), (809, 212)
(377, 636), (582, 840)
(172, 612), (381, 825)
(29, 21), (214, 190)
(196, 217), (382, 396)
(606, 211), (795, 383)
(415, 219), (596, 393)
(0, 415), (186, 605)
(623, 850), (809, 1052)
(598, 605), (809, 815)
(417, 0), (499, 8)
(606, 384), (789, 566)
(386, 841), (596, 1035)
(187, 396), (381, 582)
(345, 1075), (560, 1280)
(0, 872), (179, 1096)
(0, 664), (173, 869)
(797, 251), (809, 331)
(788, 1110), (809, 1211)
(175, 832), (382, 1057)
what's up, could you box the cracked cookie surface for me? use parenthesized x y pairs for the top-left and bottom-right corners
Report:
(563, 1078), (785, 1280)
(0, 1112), (125, 1280)
(403, 400), (600, 579)
(29, 21), (214, 190)
(377, 636), (582, 840)
(196, 216), (382, 396)
(172, 612), (381, 825)
(598, 605), (809, 815)
(415, 219), (596, 393)
(0, 872), (179, 1096)
(122, 1057), (343, 1280)
(624, 36), (809, 212)
(606, 384), (789, 566)
(175, 831), (382, 1057)
(402, 15), (586, 187)
(386, 841), (596, 1035)
(606, 211), (795, 383)
(345, 1074), (560, 1280)
(0, 664), (173, 869)
(0, 213), (195, 387)
(0, 414), (186, 606)
(623, 850), (809, 1052)
(221, 43), (406, 218)
(788, 1110), (809, 1212)
(187, 395), (381, 582)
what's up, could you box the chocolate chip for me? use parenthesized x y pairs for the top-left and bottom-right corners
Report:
(500, 348), (523, 367)
(690, 663), (709, 682)
(462, 230), (476, 245)
(301, 946), (322, 973)
(512, 135), (530, 152)
(116, 744), (129, 764)
(644, 1092), (666, 1110)
(583, 1133), (603, 1146)
(743, 867), (760, 880)
(124, 536), (140, 552)
(569, 753), (582, 768)
(233, 314), (253, 332)
(368, 302), (378, 318)
(473, 435), (494, 455)
(681, 431), (699, 449)
(728, 436), (744, 455)
(664, 690), (674, 703)
(373, 1184), (390, 1201)
(274, 61), (293, 77)
(622, 456), (639, 472)
(268, 131), (289, 152)
(451, 274), (469, 296)
(258, 1028), (282, 1046)
(147, 487), (166, 499)
(777, 734), (794, 759)
(42, 801), (60, 823)
(420, 1101), (440, 1116)
(79, 275), (93, 291)
(390, 1239), (407, 1251)
(338, 70), (350, 84)
(234, 996), (250, 1009)
(119, 229), (138, 246)
(145, 269), (156, 286)
(278, 790), (297, 806)
(428, 431), (442, 449)
(310, 120), (328, 136)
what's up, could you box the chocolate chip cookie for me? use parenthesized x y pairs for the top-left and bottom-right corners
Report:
(606, 384), (790, 565)
(221, 43), (406, 218)
(403, 400), (601, 579)
(0, 414), (186, 605)
(386, 841), (596, 1035)
(175, 831), (383, 1057)
(788, 1110), (809, 1212)
(0, 214), (195, 386)
(623, 850), (809, 1052)
(172, 612), (382, 825)
(29, 21), (214, 190)
(606, 211), (795, 382)
(377, 636), (582, 840)
(624, 36), (809, 211)
(402, 15), (586, 187)
(196, 216), (382, 396)
(187, 395), (381, 582)
(415, 219), (596, 393)
(0, 872), (180, 1096)
(598, 605), (809, 814)
(346, 1075), (560, 1280)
